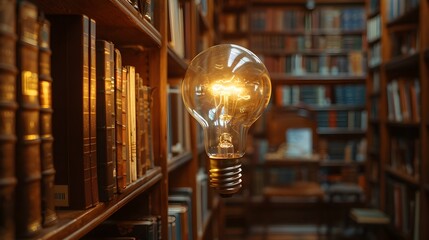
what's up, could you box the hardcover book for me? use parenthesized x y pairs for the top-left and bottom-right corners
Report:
(15, 0), (42, 236)
(0, 0), (17, 238)
(96, 40), (116, 201)
(38, 15), (57, 227)
(50, 14), (98, 209)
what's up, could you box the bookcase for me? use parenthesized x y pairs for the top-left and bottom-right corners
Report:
(365, 0), (429, 239)
(216, 0), (368, 238)
(0, 0), (221, 239)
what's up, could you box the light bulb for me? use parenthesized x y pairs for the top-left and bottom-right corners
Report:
(181, 44), (271, 197)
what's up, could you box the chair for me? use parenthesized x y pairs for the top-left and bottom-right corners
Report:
(260, 106), (325, 238)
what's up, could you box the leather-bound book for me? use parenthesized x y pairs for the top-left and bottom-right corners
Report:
(114, 49), (126, 192)
(135, 73), (147, 177)
(38, 15), (57, 227)
(96, 40), (115, 201)
(15, 0), (42, 237)
(0, 0), (17, 239)
(50, 14), (98, 209)
(89, 18), (99, 204)
(121, 67), (129, 186)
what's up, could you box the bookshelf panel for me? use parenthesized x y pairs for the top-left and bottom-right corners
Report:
(36, 168), (162, 240)
(32, 0), (161, 47)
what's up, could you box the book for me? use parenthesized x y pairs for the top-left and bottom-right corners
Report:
(96, 40), (116, 201)
(125, 66), (137, 182)
(50, 14), (98, 209)
(89, 18), (99, 204)
(135, 73), (146, 177)
(38, 15), (57, 227)
(114, 49), (126, 192)
(90, 217), (159, 240)
(169, 187), (193, 240)
(142, 86), (154, 170)
(0, 0), (17, 238)
(15, 1), (42, 236)
(121, 67), (129, 185)
(350, 208), (390, 224)
(169, 204), (189, 240)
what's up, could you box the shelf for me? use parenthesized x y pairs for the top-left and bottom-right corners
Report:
(167, 47), (188, 78)
(386, 121), (420, 128)
(168, 151), (193, 173)
(270, 74), (366, 85)
(385, 166), (419, 187)
(35, 167), (163, 240)
(320, 161), (365, 167)
(251, 0), (365, 5)
(384, 53), (420, 75)
(386, 6), (420, 28)
(310, 104), (365, 111)
(32, 0), (161, 47)
(251, 29), (364, 36)
(317, 128), (366, 135)
(254, 49), (365, 56)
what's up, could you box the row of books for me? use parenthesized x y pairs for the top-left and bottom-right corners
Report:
(275, 85), (366, 107)
(169, 0), (185, 58)
(250, 35), (364, 51)
(0, 1), (155, 238)
(167, 85), (191, 160)
(389, 137), (420, 179)
(390, 29), (419, 58)
(126, 0), (154, 23)
(386, 78), (420, 122)
(386, 179), (420, 239)
(367, 14), (381, 42)
(218, 12), (248, 33)
(259, 52), (366, 76)
(386, 0), (420, 22)
(369, 42), (381, 68)
(316, 110), (367, 130)
(250, 7), (365, 31)
(319, 138), (367, 162)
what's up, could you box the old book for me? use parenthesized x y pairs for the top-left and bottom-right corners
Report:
(50, 14), (98, 209)
(126, 66), (137, 182)
(135, 73), (146, 177)
(121, 67), (129, 185)
(15, 1), (42, 237)
(38, 15), (57, 227)
(0, 0), (17, 239)
(96, 40), (115, 201)
(89, 18), (99, 204)
(142, 85), (154, 170)
(114, 49), (126, 192)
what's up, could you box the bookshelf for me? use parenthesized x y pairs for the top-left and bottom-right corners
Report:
(0, 0), (220, 239)
(365, 0), (429, 239)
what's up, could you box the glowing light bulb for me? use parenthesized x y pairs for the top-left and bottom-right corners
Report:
(181, 44), (271, 197)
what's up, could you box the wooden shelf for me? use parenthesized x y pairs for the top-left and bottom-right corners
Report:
(317, 128), (366, 135)
(386, 6), (420, 28)
(168, 151), (193, 173)
(309, 104), (365, 111)
(251, 0), (365, 5)
(271, 74), (366, 84)
(320, 161), (365, 167)
(251, 29), (364, 36)
(384, 53), (420, 74)
(34, 167), (162, 240)
(32, 0), (161, 47)
(254, 49), (365, 56)
(385, 167), (419, 187)
(386, 121), (420, 128)
(167, 46), (188, 78)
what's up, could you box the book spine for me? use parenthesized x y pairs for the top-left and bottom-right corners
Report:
(38, 16), (57, 226)
(126, 66), (137, 182)
(89, 18), (99, 204)
(15, 1), (42, 236)
(109, 43), (116, 194)
(143, 85), (153, 170)
(136, 73), (146, 177)
(96, 40), (115, 201)
(122, 67), (129, 185)
(114, 49), (125, 191)
(0, 0), (17, 239)
(51, 14), (94, 209)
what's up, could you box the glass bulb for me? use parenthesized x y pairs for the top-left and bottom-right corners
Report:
(181, 44), (271, 197)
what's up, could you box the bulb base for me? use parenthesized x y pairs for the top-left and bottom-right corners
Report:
(209, 158), (242, 198)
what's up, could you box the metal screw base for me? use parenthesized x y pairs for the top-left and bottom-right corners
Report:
(209, 158), (242, 198)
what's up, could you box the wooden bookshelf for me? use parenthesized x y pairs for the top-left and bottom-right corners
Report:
(365, 0), (429, 239)
(0, 0), (220, 239)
